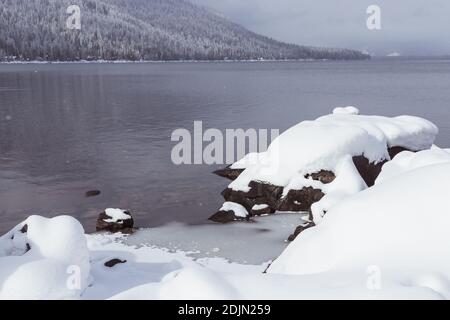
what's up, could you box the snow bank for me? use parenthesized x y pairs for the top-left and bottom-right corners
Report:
(0, 216), (90, 299)
(268, 160), (450, 298)
(376, 146), (450, 184)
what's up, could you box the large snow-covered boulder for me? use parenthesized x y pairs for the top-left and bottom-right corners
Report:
(211, 108), (438, 224)
(0, 215), (90, 299)
(267, 154), (450, 293)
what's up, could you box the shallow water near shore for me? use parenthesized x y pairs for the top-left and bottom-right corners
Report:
(1, 59), (450, 234)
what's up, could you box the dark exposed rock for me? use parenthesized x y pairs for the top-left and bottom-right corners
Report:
(19, 224), (28, 233)
(221, 181), (283, 214)
(353, 147), (414, 187)
(352, 155), (387, 187)
(209, 210), (248, 223)
(288, 221), (316, 242)
(25, 243), (31, 253)
(388, 146), (411, 159)
(85, 190), (101, 198)
(221, 188), (257, 213)
(104, 259), (127, 268)
(278, 187), (325, 212)
(96, 210), (134, 234)
(213, 166), (245, 181)
(305, 170), (336, 184)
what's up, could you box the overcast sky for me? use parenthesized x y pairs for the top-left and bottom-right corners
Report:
(191, 0), (450, 56)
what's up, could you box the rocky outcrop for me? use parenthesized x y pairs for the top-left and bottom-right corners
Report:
(277, 187), (325, 212)
(96, 209), (134, 234)
(210, 146), (414, 224)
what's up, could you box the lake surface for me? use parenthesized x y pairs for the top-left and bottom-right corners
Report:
(1, 60), (450, 233)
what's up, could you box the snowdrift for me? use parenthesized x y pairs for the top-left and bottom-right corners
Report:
(268, 148), (450, 298)
(0, 216), (90, 299)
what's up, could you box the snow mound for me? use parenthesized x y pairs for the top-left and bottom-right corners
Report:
(0, 216), (90, 299)
(376, 146), (450, 184)
(158, 267), (238, 300)
(229, 109), (437, 191)
(268, 161), (450, 298)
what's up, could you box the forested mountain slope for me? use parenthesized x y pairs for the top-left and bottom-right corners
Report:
(0, 0), (370, 61)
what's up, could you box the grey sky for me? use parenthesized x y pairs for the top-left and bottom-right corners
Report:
(191, 0), (450, 56)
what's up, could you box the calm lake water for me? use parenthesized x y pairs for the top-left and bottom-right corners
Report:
(0, 60), (450, 233)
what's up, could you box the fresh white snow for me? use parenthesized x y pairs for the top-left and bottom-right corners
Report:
(104, 208), (132, 223)
(0, 216), (90, 299)
(229, 109), (437, 193)
(252, 204), (269, 210)
(219, 202), (249, 218)
(268, 158), (450, 299)
(0, 111), (448, 300)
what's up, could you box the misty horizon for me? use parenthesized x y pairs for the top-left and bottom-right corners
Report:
(191, 0), (450, 57)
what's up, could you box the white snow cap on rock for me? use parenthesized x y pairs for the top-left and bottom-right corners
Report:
(333, 106), (360, 115)
(228, 108), (438, 194)
(0, 215), (90, 299)
(220, 202), (248, 218)
(104, 208), (132, 223)
(268, 160), (450, 299)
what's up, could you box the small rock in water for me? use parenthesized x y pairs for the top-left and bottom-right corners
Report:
(85, 190), (101, 197)
(96, 208), (134, 233)
(213, 166), (245, 181)
(104, 258), (127, 268)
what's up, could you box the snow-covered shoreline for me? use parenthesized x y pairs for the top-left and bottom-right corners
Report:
(1, 107), (450, 300)
(0, 58), (334, 65)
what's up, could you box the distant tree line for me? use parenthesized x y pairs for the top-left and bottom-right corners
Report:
(0, 0), (370, 61)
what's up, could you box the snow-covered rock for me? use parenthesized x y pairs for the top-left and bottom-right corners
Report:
(267, 159), (450, 299)
(212, 108), (438, 225)
(0, 216), (90, 299)
(209, 202), (249, 223)
(96, 208), (134, 233)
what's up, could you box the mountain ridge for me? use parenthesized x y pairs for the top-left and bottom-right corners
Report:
(0, 0), (370, 61)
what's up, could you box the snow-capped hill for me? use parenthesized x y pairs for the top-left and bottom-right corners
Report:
(0, 0), (370, 61)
